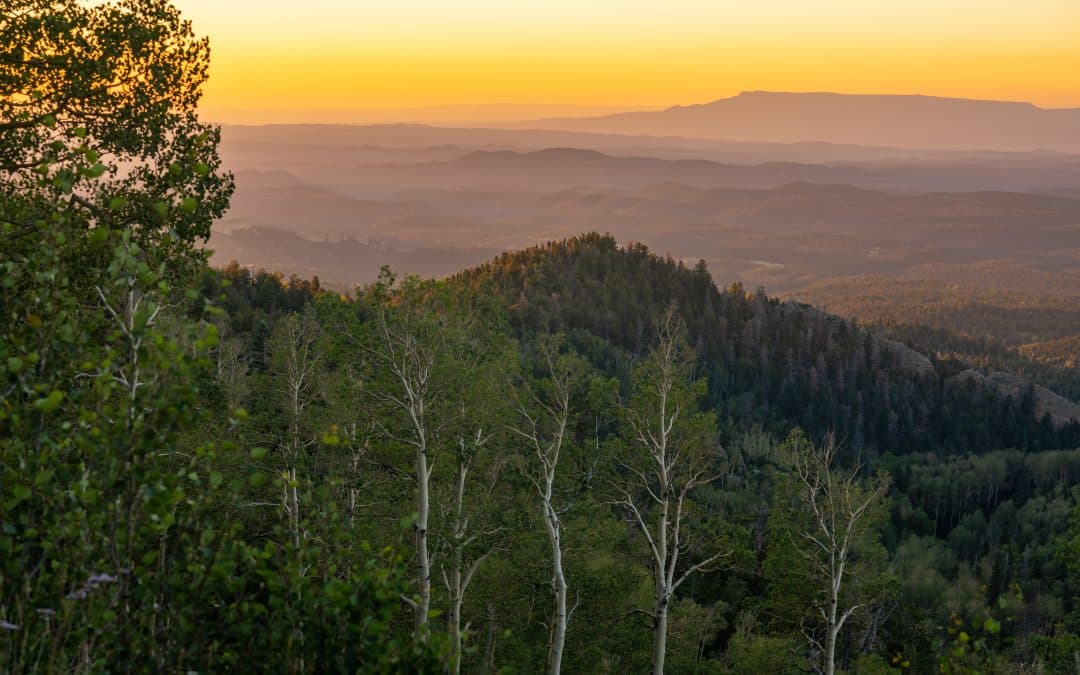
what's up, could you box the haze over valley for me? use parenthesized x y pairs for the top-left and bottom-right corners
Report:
(211, 93), (1080, 379)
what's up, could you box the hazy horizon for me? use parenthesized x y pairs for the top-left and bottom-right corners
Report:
(201, 90), (1080, 127)
(173, 0), (1080, 124)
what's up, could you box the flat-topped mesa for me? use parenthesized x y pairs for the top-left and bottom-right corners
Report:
(517, 92), (1080, 152)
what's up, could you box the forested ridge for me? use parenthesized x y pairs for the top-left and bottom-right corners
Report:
(2, 1), (1079, 673)
(457, 234), (1080, 456)
(187, 237), (1079, 673)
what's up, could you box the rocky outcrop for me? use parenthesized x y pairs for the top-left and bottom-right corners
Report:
(952, 369), (1080, 428)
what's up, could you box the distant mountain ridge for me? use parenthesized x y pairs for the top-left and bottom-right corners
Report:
(342, 147), (1080, 193)
(513, 91), (1080, 152)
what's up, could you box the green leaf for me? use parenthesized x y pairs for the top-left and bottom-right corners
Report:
(249, 447), (269, 459)
(209, 471), (224, 488)
(33, 390), (64, 413)
(11, 485), (31, 502)
(180, 196), (198, 213)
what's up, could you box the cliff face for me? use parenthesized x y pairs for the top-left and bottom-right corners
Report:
(954, 369), (1080, 428)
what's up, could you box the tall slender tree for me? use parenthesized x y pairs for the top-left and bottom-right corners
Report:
(509, 336), (590, 675)
(780, 430), (891, 675)
(439, 427), (503, 675)
(349, 271), (509, 645)
(612, 311), (726, 675)
(264, 306), (326, 550)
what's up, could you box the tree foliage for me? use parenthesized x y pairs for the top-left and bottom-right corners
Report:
(3, 3), (1078, 670)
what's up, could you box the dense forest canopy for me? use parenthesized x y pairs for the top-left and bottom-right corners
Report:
(2, 1), (1078, 673)
(458, 234), (1080, 456)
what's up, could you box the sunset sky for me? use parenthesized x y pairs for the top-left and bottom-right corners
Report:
(172, 0), (1080, 124)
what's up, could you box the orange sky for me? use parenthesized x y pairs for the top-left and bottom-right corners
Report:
(171, 0), (1080, 124)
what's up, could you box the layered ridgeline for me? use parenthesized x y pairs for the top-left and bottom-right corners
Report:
(455, 233), (1080, 456)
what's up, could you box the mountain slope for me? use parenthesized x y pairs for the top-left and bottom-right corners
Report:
(517, 91), (1080, 152)
(456, 234), (1080, 455)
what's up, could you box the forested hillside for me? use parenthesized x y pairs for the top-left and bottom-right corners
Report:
(2, 2), (1078, 673)
(457, 234), (1080, 456)
(189, 238), (1080, 673)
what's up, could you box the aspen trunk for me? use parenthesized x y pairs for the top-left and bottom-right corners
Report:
(415, 441), (431, 639)
(825, 586), (840, 675)
(289, 466), (300, 551)
(448, 563), (463, 675)
(652, 598), (668, 675)
(446, 461), (467, 675)
(543, 482), (568, 675)
(824, 628), (837, 675)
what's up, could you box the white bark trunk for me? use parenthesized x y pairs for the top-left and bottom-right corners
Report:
(792, 432), (886, 675)
(415, 436), (432, 639)
(511, 351), (575, 675)
(825, 598), (838, 675)
(652, 386), (672, 675)
(543, 476), (568, 675)
(289, 466), (300, 551)
(446, 461), (466, 673)
(614, 318), (723, 675)
(441, 454), (493, 673)
(652, 598), (668, 675)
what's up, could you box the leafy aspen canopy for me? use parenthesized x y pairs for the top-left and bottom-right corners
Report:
(1, 0), (231, 249)
(0, 1), (436, 671)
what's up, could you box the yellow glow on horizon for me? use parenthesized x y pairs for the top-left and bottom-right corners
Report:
(171, 0), (1080, 123)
